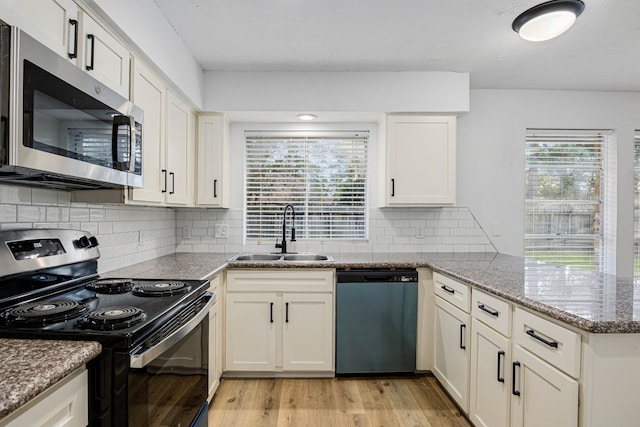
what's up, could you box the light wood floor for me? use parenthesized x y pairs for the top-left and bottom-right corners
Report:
(208, 375), (471, 427)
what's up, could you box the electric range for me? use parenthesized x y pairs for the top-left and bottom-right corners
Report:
(0, 229), (212, 427)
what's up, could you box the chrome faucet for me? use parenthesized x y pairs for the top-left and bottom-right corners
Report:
(275, 204), (296, 253)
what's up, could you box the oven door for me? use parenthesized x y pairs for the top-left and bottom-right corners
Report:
(128, 294), (213, 427)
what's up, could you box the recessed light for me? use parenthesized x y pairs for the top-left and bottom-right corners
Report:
(297, 114), (318, 121)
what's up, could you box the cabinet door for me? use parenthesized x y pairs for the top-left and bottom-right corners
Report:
(386, 115), (456, 205)
(225, 293), (277, 371)
(470, 319), (510, 427)
(3, 0), (79, 64)
(129, 58), (166, 204)
(196, 114), (229, 207)
(166, 91), (194, 205)
(208, 300), (221, 398)
(433, 296), (470, 412)
(80, 12), (130, 97)
(511, 345), (578, 427)
(282, 293), (333, 372)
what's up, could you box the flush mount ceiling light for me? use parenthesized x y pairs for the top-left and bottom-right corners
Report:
(512, 0), (585, 42)
(297, 114), (318, 121)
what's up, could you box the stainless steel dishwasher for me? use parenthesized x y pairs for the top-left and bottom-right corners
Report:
(335, 268), (418, 374)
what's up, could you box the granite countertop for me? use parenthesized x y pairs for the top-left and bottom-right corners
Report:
(0, 339), (101, 419)
(106, 252), (640, 334)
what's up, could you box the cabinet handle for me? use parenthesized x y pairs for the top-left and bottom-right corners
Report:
(161, 169), (167, 193)
(213, 179), (218, 198)
(459, 324), (466, 350)
(68, 19), (78, 59)
(285, 302), (289, 323)
(512, 362), (521, 396)
(270, 302), (274, 323)
(478, 303), (499, 317)
(526, 329), (558, 348)
(169, 172), (175, 194)
(86, 34), (95, 71)
(497, 350), (505, 383)
(441, 285), (455, 294)
(391, 178), (395, 197)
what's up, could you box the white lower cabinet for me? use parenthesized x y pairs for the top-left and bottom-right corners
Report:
(433, 296), (470, 412)
(207, 275), (222, 400)
(470, 319), (511, 427)
(225, 269), (334, 374)
(1, 368), (88, 427)
(225, 292), (278, 371)
(510, 344), (578, 427)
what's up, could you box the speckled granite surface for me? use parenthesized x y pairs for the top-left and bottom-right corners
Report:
(0, 339), (101, 419)
(106, 252), (640, 334)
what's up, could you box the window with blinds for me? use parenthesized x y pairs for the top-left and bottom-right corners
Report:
(634, 130), (640, 282)
(245, 131), (368, 240)
(525, 129), (615, 272)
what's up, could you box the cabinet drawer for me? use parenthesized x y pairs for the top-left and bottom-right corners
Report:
(433, 272), (470, 313)
(226, 269), (334, 292)
(513, 307), (581, 378)
(471, 289), (511, 337)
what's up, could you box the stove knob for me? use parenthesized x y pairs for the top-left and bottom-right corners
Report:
(88, 236), (99, 247)
(74, 236), (91, 249)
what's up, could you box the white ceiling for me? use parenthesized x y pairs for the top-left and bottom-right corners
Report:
(152, 0), (640, 92)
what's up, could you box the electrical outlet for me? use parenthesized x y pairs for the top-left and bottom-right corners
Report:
(214, 224), (228, 239)
(182, 226), (191, 239)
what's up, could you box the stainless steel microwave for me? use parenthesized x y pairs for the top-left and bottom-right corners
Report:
(0, 23), (143, 189)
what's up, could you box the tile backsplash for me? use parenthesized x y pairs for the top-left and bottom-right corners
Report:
(175, 206), (496, 254)
(0, 184), (176, 273)
(0, 184), (496, 273)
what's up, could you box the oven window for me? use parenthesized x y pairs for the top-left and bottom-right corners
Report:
(128, 316), (208, 427)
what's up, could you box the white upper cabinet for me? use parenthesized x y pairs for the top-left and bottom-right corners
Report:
(79, 11), (130, 97)
(196, 114), (230, 207)
(4, 0), (79, 64)
(383, 115), (456, 206)
(166, 90), (195, 205)
(129, 58), (166, 204)
(2, 0), (130, 97)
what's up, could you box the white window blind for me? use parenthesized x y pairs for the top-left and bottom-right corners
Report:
(634, 130), (640, 282)
(245, 131), (368, 240)
(525, 129), (615, 272)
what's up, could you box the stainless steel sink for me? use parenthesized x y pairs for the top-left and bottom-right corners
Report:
(228, 253), (333, 262)
(281, 254), (333, 262)
(230, 254), (282, 261)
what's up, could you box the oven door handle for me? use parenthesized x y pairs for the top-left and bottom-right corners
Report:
(130, 293), (215, 369)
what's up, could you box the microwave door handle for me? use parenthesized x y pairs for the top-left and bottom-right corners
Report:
(111, 114), (136, 172)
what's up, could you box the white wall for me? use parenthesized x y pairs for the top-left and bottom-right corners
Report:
(204, 71), (469, 113)
(458, 89), (640, 276)
(87, 0), (204, 109)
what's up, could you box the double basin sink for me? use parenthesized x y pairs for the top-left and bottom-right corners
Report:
(228, 253), (333, 262)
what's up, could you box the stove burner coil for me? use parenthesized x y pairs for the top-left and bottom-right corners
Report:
(26, 274), (59, 283)
(132, 281), (191, 297)
(0, 300), (89, 325)
(86, 278), (134, 294)
(77, 306), (147, 331)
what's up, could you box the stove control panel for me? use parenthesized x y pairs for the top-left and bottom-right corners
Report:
(7, 238), (66, 260)
(0, 229), (100, 278)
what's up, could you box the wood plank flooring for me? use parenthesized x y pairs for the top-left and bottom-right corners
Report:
(208, 375), (471, 427)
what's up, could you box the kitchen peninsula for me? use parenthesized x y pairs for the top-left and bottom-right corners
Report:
(106, 251), (640, 427)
